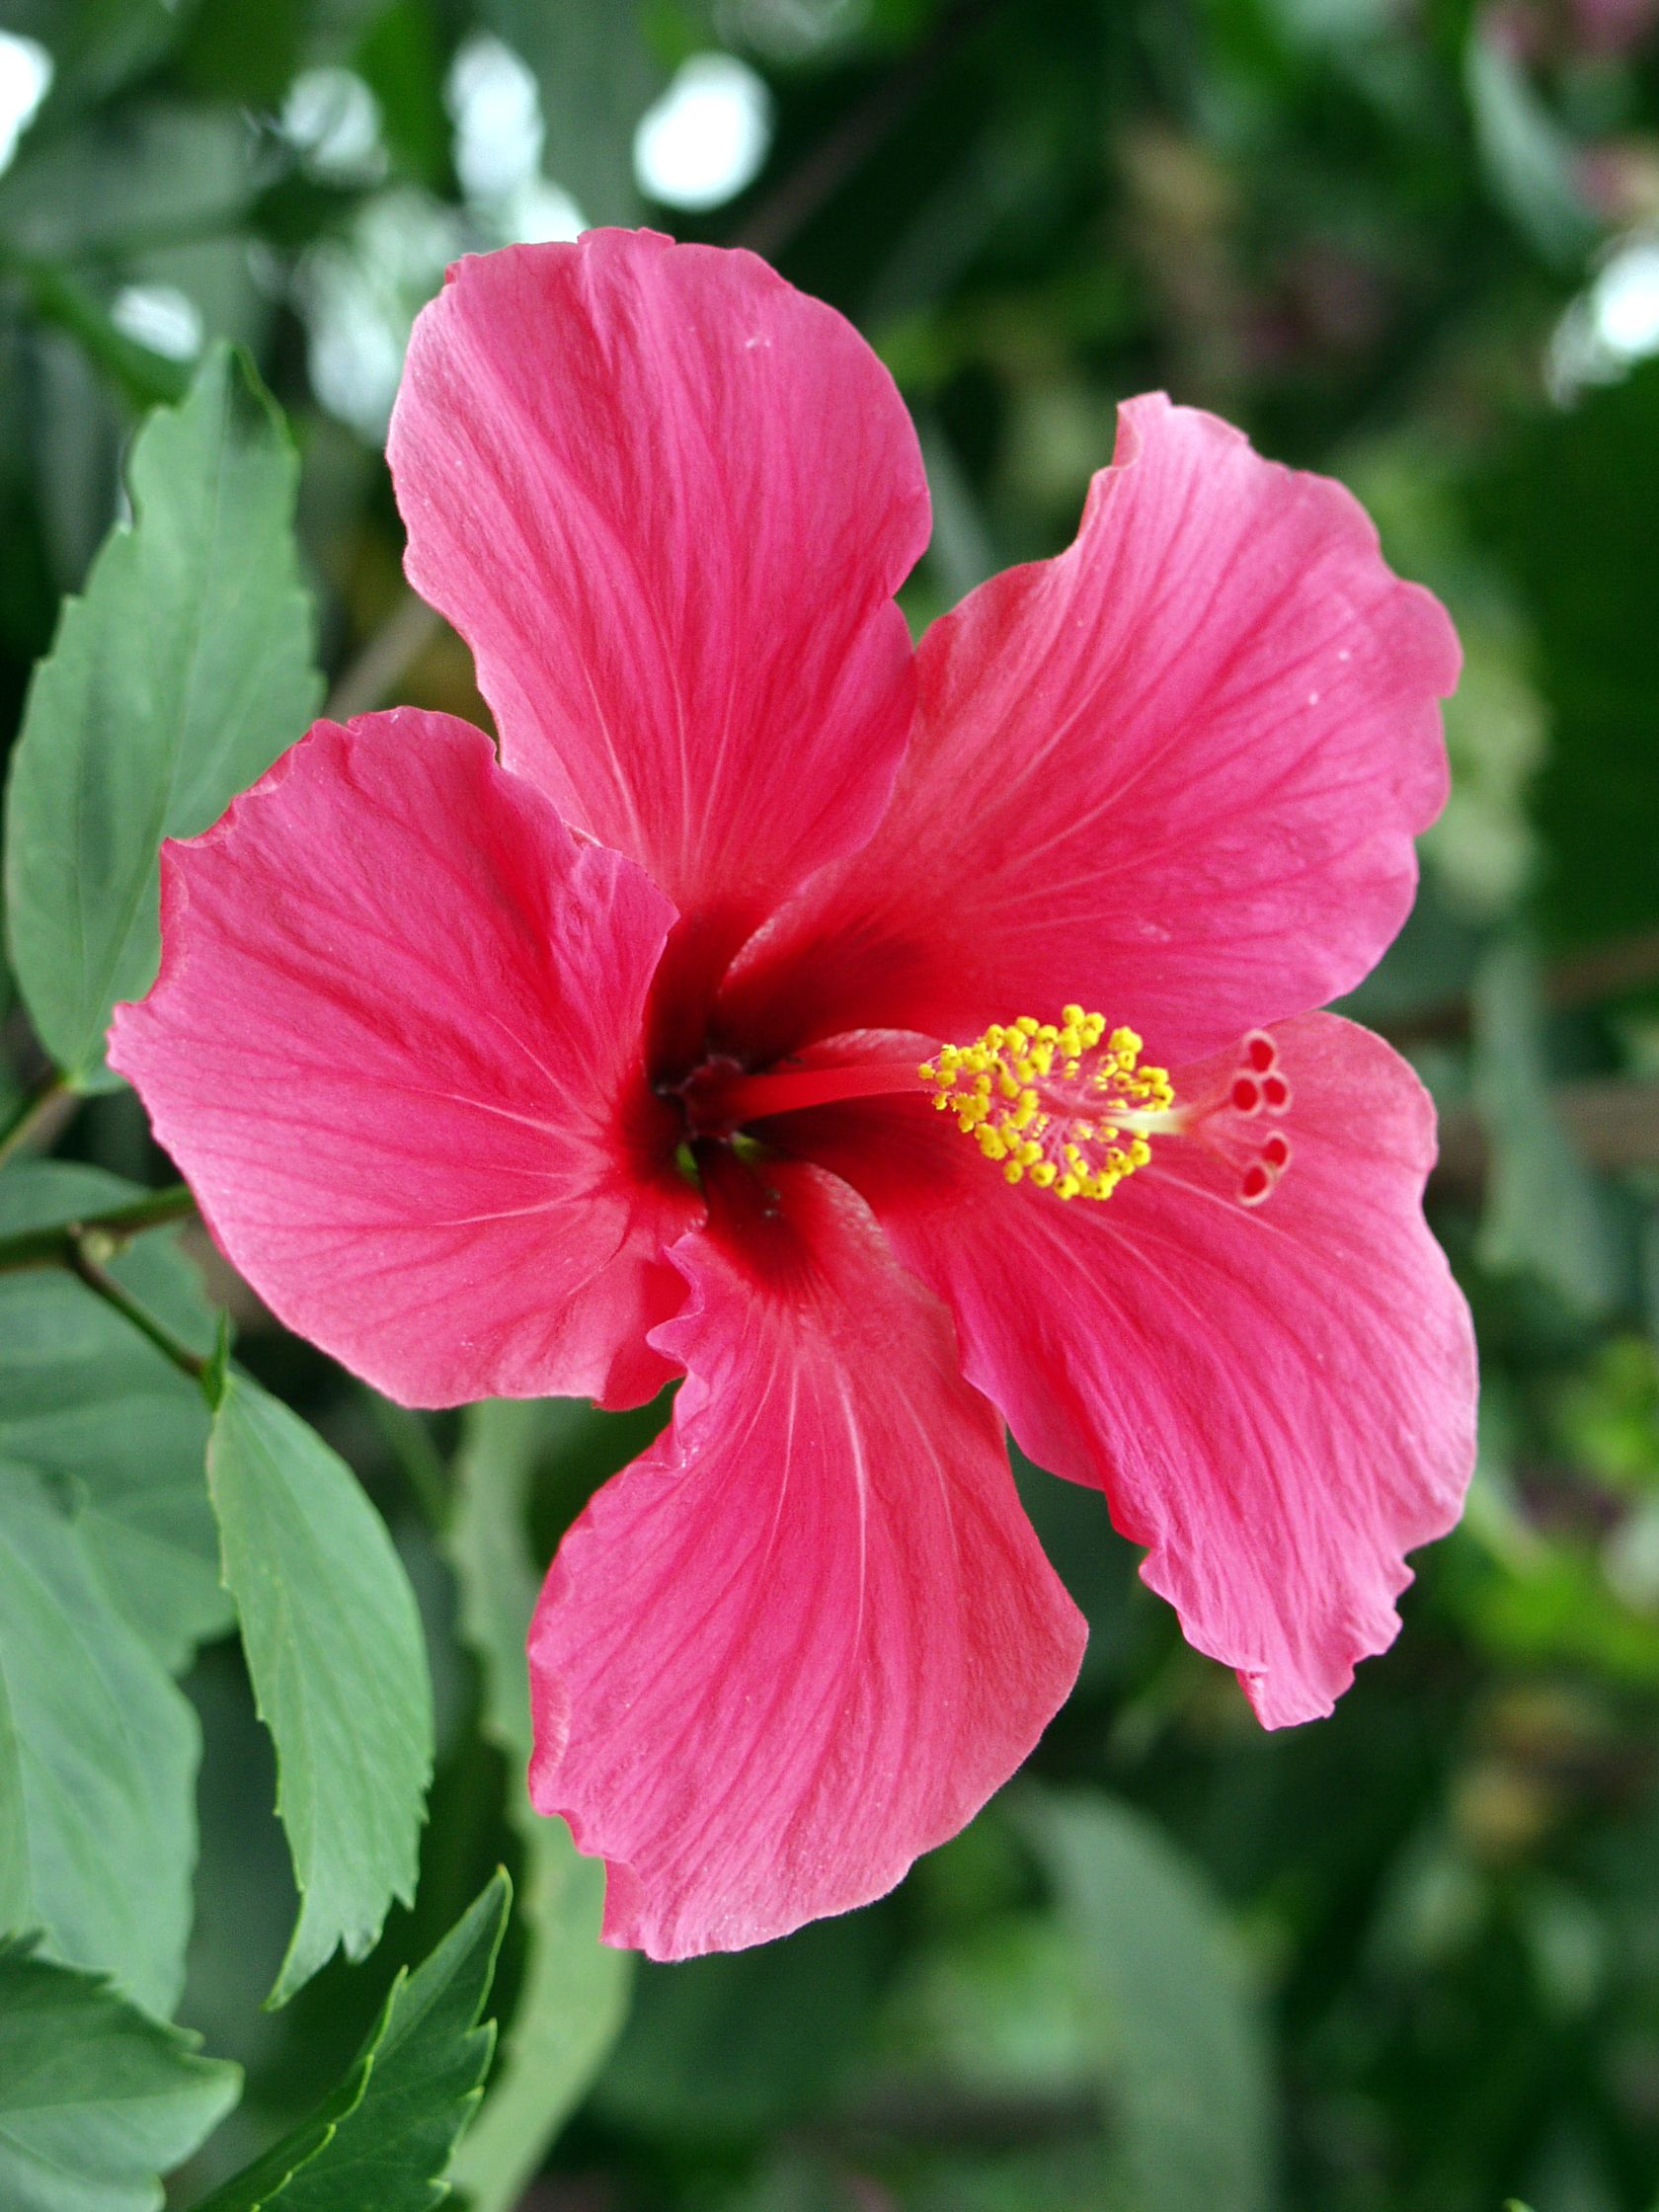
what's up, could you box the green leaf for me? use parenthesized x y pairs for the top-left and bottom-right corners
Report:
(0, 1163), (226, 1669)
(1468, 357), (1659, 948)
(1021, 1789), (1277, 2212)
(481, 0), (661, 225)
(0, 1935), (239, 2212)
(0, 4), (186, 123)
(3, 343), (320, 1088)
(173, 0), (305, 104)
(0, 103), (250, 276)
(12, 263), (191, 413)
(594, 1916), (881, 2144)
(355, 0), (454, 194)
(206, 1371), (434, 2006)
(1464, 29), (1595, 268)
(1472, 937), (1616, 1312)
(192, 1873), (509, 2212)
(916, 413), (998, 603)
(443, 1401), (632, 2210)
(0, 1159), (191, 1244)
(0, 1462), (200, 2013)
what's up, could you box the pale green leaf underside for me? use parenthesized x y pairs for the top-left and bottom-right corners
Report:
(445, 1401), (632, 2210)
(2, 342), (320, 1087)
(0, 1936), (238, 2212)
(193, 1872), (508, 2212)
(0, 1462), (200, 2015)
(205, 1372), (434, 2006)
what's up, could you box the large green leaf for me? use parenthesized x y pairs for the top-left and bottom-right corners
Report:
(0, 1162), (226, 1669)
(193, 1872), (508, 2212)
(3, 343), (320, 1088)
(0, 1462), (200, 2013)
(0, 1936), (239, 2212)
(1021, 1790), (1277, 2212)
(444, 1400), (631, 2210)
(205, 1371), (434, 2006)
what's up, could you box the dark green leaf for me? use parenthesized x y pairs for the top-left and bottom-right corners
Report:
(206, 1371), (433, 2006)
(192, 1873), (508, 2212)
(1022, 1789), (1277, 2212)
(0, 1461), (200, 2013)
(0, 1162), (226, 1668)
(0, 1935), (239, 2212)
(355, 0), (455, 193)
(173, 0), (305, 103)
(3, 344), (320, 1088)
(443, 1401), (631, 2209)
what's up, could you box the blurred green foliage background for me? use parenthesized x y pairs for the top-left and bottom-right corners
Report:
(3, 0), (1659, 2206)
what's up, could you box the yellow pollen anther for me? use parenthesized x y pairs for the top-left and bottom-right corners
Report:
(917, 1007), (1177, 1205)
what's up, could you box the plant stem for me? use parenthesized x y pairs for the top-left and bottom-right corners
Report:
(67, 1242), (210, 1386)
(0, 1070), (72, 1170)
(0, 1181), (198, 1274)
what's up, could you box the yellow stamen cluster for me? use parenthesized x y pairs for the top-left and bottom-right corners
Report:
(917, 1006), (1175, 1202)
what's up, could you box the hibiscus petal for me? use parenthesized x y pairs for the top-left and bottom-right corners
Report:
(526, 1156), (1085, 1959)
(721, 394), (1459, 1066)
(109, 710), (700, 1410)
(388, 230), (929, 973)
(775, 1015), (1476, 1727)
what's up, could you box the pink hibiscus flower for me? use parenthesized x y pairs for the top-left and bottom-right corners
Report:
(110, 229), (1477, 1961)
